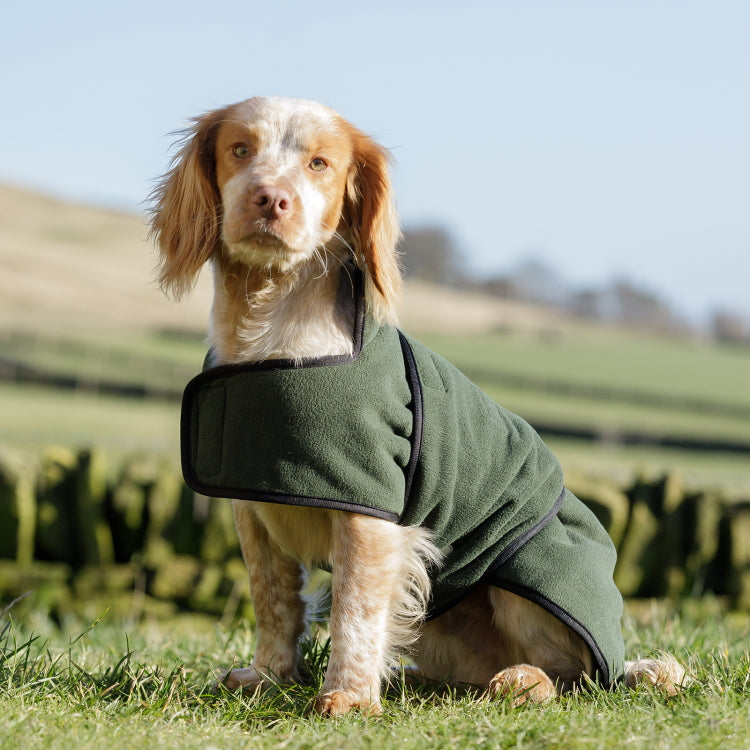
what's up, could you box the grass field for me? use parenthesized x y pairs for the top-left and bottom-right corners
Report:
(418, 328), (750, 408)
(418, 328), (750, 442)
(1, 599), (748, 750)
(0, 383), (180, 457)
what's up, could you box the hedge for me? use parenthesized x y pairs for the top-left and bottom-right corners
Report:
(0, 447), (748, 621)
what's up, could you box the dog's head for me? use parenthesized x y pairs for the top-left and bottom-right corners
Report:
(150, 96), (402, 321)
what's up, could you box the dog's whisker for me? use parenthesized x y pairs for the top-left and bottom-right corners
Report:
(311, 246), (331, 280)
(331, 230), (356, 255)
(317, 235), (356, 292)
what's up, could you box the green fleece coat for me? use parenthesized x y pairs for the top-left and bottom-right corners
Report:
(181, 290), (625, 686)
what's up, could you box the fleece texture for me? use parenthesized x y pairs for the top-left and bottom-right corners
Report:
(181, 285), (625, 686)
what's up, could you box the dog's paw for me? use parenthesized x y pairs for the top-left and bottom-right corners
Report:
(216, 665), (295, 692)
(215, 666), (267, 691)
(313, 690), (382, 717)
(485, 665), (556, 706)
(624, 655), (689, 696)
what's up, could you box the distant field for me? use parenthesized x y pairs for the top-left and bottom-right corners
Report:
(417, 327), (750, 409)
(545, 437), (750, 495)
(0, 383), (181, 459)
(6, 321), (748, 410)
(2, 323), (749, 492)
(1, 329), (204, 394)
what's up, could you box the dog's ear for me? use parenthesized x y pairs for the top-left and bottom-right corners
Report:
(344, 131), (403, 323)
(149, 108), (227, 298)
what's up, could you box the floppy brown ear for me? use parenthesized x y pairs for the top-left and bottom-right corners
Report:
(344, 130), (403, 323)
(149, 108), (227, 298)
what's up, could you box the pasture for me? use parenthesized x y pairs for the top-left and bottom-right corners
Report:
(1, 600), (748, 750)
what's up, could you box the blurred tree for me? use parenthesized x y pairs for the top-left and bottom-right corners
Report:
(571, 278), (687, 333)
(492, 257), (567, 307)
(400, 226), (466, 286)
(570, 288), (600, 320)
(398, 229), (693, 335)
(711, 309), (750, 344)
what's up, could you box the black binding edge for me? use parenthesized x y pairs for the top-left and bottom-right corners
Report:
(425, 489), (566, 619)
(181, 458), (400, 522)
(486, 578), (612, 687)
(179, 364), (400, 523)
(195, 267), (366, 380)
(180, 278), (420, 524)
(486, 487), (566, 572)
(424, 488), (612, 686)
(397, 332), (424, 518)
(485, 490), (613, 686)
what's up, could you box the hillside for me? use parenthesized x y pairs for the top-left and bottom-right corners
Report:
(0, 183), (569, 336)
(0, 184), (213, 334)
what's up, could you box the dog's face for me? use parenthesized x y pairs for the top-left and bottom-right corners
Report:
(213, 98), (355, 272)
(151, 96), (403, 321)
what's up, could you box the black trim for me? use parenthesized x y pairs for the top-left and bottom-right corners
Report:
(487, 488), (565, 573)
(425, 489), (566, 621)
(422, 489), (610, 685)
(180, 467), (399, 522)
(486, 578), (612, 687)
(181, 386), (199, 494)
(199, 267), (366, 376)
(397, 332), (424, 518)
(179, 269), (408, 524)
(180, 363), (399, 520)
(483, 489), (614, 686)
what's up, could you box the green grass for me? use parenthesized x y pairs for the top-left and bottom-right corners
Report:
(0, 383), (180, 456)
(1, 600), (748, 750)
(0, 329), (204, 393)
(418, 328), (750, 409)
(545, 437), (750, 496)
(478, 380), (750, 442)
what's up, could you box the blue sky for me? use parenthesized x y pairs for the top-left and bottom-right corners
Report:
(2, 0), (748, 323)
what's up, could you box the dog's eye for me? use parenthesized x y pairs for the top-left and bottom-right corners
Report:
(309, 158), (328, 172)
(232, 144), (251, 159)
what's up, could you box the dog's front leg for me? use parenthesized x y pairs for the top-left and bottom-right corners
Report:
(314, 512), (400, 717)
(224, 500), (306, 689)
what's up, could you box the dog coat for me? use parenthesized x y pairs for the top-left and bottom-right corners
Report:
(181, 281), (626, 686)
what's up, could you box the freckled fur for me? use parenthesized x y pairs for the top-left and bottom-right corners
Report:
(150, 96), (686, 716)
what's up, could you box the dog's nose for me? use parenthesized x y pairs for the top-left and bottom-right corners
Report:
(252, 186), (292, 219)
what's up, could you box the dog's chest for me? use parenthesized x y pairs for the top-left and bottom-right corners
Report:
(251, 501), (336, 567)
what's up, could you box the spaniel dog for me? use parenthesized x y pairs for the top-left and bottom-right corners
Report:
(150, 97), (685, 716)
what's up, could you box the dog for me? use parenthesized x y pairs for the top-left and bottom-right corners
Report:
(150, 96), (686, 716)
